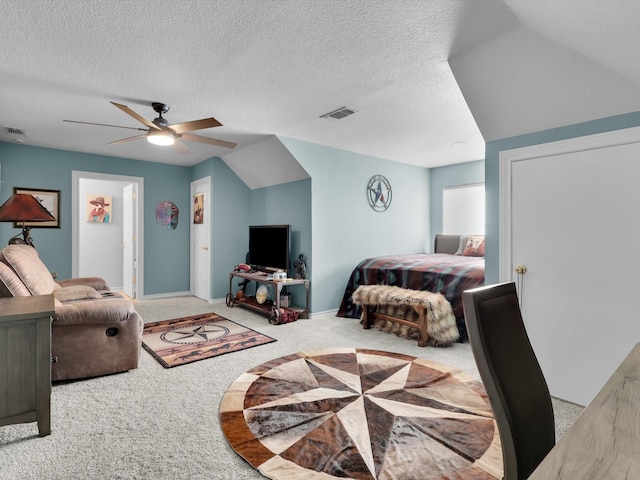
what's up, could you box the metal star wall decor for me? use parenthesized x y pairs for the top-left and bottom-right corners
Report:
(367, 174), (392, 212)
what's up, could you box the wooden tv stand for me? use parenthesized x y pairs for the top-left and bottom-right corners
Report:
(226, 271), (310, 319)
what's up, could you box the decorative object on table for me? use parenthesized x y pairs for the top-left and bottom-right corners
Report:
(279, 290), (291, 307)
(293, 253), (306, 279)
(64, 101), (237, 151)
(220, 348), (502, 480)
(273, 269), (287, 281)
(86, 195), (112, 223)
(193, 193), (204, 224)
(255, 284), (269, 304)
(268, 306), (299, 325)
(0, 192), (57, 247)
(142, 312), (276, 368)
(155, 201), (179, 230)
(367, 174), (392, 212)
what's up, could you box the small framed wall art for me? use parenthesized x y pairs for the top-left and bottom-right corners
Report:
(87, 195), (112, 223)
(193, 193), (204, 224)
(13, 187), (61, 228)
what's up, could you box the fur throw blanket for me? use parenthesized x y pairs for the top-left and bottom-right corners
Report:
(352, 285), (459, 347)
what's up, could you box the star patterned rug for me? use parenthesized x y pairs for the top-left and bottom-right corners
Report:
(220, 347), (503, 479)
(142, 313), (276, 368)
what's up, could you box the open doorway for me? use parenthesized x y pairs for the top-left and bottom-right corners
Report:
(72, 171), (144, 298)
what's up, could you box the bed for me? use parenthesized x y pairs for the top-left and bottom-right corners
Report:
(337, 234), (485, 342)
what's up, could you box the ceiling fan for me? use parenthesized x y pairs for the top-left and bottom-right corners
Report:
(64, 101), (237, 153)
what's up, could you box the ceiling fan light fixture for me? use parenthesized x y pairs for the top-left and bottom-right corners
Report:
(147, 131), (174, 146)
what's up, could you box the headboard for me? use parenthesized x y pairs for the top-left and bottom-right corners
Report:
(434, 234), (462, 254)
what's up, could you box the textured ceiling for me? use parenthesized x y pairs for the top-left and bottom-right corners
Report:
(1, 0), (640, 186)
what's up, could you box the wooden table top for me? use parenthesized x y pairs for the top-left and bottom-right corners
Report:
(529, 342), (640, 479)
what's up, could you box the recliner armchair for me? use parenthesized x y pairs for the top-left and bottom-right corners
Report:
(0, 244), (143, 381)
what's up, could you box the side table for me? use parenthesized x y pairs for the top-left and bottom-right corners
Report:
(227, 271), (310, 319)
(0, 294), (55, 436)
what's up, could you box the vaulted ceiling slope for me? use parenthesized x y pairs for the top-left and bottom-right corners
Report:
(450, 0), (640, 142)
(1, 0), (639, 184)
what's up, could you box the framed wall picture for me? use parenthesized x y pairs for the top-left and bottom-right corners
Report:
(13, 187), (61, 228)
(193, 193), (204, 224)
(87, 194), (112, 223)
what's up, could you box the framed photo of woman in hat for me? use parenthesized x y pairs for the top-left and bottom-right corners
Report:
(87, 195), (112, 223)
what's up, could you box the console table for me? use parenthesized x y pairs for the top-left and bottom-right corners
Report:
(0, 294), (55, 437)
(529, 342), (640, 479)
(227, 271), (310, 319)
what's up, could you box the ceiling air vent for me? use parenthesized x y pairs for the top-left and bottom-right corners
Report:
(320, 107), (357, 120)
(5, 127), (25, 136)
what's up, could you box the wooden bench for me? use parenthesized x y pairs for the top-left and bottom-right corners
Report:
(352, 285), (458, 347)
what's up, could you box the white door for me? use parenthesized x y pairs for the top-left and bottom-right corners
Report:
(501, 131), (640, 405)
(122, 183), (136, 298)
(191, 177), (211, 301)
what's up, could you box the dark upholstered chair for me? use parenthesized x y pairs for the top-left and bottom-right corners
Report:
(462, 282), (555, 480)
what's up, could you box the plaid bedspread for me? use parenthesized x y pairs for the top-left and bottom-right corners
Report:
(337, 253), (485, 341)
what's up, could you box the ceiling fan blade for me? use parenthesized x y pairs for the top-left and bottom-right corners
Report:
(107, 134), (148, 145)
(111, 102), (160, 130)
(63, 119), (147, 131)
(169, 117), (223, 134)
(181, 132), (237, 149)
(172, 139), (191, 154)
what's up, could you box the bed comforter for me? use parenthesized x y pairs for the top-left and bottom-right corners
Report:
(337, 253), (485, 341)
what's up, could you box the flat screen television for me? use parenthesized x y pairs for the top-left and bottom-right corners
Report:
(248, 224), (291, 274)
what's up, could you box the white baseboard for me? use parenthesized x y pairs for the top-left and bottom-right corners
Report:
(139, 291), (192, 300)
(307, 308), (338, 319)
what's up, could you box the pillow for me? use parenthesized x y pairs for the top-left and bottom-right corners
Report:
(454, 236), (469, 255)
(0, 262), (31, 297)
(0, 245), (60, 295)
(462, 235), (485, 257)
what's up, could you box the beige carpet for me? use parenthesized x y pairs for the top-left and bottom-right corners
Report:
(0, 296), (583, 480)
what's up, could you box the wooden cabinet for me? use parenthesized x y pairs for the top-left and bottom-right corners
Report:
(0, 294), (55, 436)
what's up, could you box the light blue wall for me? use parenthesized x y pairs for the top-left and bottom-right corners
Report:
(249, 178), (312, 273)
(249, 178), (312, 308)
(0, 142), (191, 294)
(2, 137), (434, 313)
(485, 111), (640, 284)
(191, 159), (312, 305)
(429, 159), (484, 242)
(279, 137), (430, 313)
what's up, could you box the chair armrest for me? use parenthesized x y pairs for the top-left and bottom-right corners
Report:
(54, 298), (137, 325)
(54, 285), (102, 302)
(56, 277), (110, 291)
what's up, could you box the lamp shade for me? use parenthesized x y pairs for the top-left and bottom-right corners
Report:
(0, 194), (56, 222)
